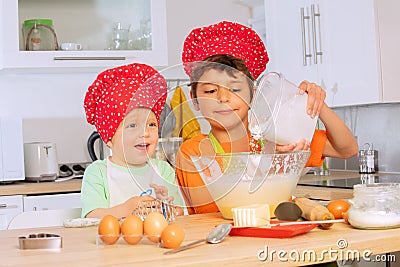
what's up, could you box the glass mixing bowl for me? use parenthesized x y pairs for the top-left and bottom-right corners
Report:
(190, 150), (310, 219)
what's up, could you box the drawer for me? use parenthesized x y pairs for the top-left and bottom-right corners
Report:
(23, 193), (81, 212)
(0, 195), (23, 230)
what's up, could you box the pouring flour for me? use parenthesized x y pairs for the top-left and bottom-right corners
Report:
(249, 72), (318, 146)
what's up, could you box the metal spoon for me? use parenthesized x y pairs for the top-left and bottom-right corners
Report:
(164, 223), (233, 255)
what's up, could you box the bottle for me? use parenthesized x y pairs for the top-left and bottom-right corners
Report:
(109, 22), (130, 50)
(30, 26), (41, 51)
(347, 183), (400, 229)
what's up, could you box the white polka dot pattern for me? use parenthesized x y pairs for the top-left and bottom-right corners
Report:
(182, 21), (269, 79)
(83, 63), (167, 143)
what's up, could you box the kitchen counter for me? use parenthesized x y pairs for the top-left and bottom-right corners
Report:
(295, 171), (358, 200)
(295, 171), (400, 200)
(1, 213), (400, 266)
(294, 171), (400, 200)
(0, 179), (82, 196)
(1, 171), (398, 198)
(300, 170), (362, 182)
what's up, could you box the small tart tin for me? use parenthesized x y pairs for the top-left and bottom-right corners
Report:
(19, 233), (62, 249)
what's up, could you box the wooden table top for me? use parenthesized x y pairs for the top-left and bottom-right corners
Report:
(1, 213), (400, 267)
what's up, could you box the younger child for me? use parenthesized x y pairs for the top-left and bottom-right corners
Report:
(176, 21), (358, 214)
(82, 63), (184, 219)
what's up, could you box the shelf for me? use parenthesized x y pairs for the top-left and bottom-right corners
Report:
(1, 0), (168, 70)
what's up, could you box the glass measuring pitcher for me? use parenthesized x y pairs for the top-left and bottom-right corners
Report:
(249, 72), (318, 145)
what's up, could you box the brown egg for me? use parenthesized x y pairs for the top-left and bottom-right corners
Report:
(121, 215), (143, 245)
(327, 199), (351, 219)
(343, 210), (350, 224)
(143, 212), (168, 243)
(98, 215), (120, 245)
(161, 224), (185, 249)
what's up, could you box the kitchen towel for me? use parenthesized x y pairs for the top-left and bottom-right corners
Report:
(170, 86), (201, 140)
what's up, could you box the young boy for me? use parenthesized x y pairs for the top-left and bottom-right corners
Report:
(176, 21), (358, 214)
(82, 63), (184, 219)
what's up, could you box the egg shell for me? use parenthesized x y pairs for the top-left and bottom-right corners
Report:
(143, 212), (168, 243)
(121, 215), (144, 245)
(161, 224), (185, 249)
(98, 215), (121, 245)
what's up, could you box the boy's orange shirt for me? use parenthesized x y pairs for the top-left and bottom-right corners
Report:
(175, 130), (327, 215)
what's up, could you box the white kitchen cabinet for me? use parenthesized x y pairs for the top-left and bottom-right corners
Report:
(264, 0), (400, 107)
(0, 0), (167, 70)
(264, 0), (319, 84)
(0, 117), (25, 183)
(0, 1), (4, 70)
(376, 0), (400, 103)
(23, 192), (81, 212)
(0, 195), (23, 230)
(238, 0), (266, 43)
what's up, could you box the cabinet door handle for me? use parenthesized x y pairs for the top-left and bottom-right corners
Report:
(311, 4), (323, 64)
(301, 7), (312, 66)
(0, 204), (17, 209)
(53, 56), (127, 61)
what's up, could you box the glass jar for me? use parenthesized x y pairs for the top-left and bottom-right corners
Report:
(348, 183), (400, 229)
(108, 22), (131, 50)
(22, 19), (58, 51)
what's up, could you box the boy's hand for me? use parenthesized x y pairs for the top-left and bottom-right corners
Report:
(275, 139), (310, 152)
(150, 183), (174, 202)
(298, 81), (326, 118)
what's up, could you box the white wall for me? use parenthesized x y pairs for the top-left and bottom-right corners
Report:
(0, 71), (98, 163)
(333, 103), (400, 173)
(0, 1), (251, 164)
(166, 0), (250, 69)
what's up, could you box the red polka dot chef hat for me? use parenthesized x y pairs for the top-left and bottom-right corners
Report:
(182, 21), (269, 79)
(84, 63), (167, 143)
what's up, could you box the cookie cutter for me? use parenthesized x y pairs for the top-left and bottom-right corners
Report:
(19, 233), (62, 249)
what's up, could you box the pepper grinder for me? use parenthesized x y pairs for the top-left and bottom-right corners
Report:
(358, 143), (378, 174)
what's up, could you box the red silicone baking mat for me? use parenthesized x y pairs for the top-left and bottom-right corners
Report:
(229, 221), (318, 238)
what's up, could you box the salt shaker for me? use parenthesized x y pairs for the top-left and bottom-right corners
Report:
(358, 143), (378, 174)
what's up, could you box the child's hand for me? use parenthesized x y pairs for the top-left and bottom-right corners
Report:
(150, 183), (174, 202)
(298, 81), (326, 118)
(276, 139), (310, 152)
(124, 195), (155, 214)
